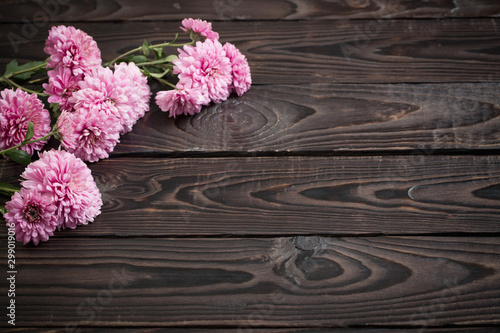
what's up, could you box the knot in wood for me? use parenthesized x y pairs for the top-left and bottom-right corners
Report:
(294, 236), (321, 251)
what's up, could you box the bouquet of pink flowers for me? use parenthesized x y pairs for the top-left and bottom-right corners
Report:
(0, 18), (251, 245)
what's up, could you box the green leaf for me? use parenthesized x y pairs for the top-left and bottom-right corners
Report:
(148, 68), (171, 79)
(153, 47), (164, 60)
(3, 60), (17, 77)
(4, 149), (31, 165)
(164, 54), (178, 63)
(141, 68), (154, 78)
(126, 55), (148, 64)
(139, 68), (151, 77)
(143, 54), (178, 67)
(23, 121), (34, 142)
(0, 182), (20, 197)
(132, 55), (148, 63)
(141, 40), (150, 56)
(0, 205), (7, 216)
(50, 103), (61, 119)
(171, 33), (179, 44)
(4, 60), (46, 80)
(14, 61), (45, 80)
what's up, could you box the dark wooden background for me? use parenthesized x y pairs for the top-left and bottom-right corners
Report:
(1, 0), (500, 331)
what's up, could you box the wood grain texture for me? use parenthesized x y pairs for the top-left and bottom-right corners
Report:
(2, 155), (499, 236)
(0, 5), (499, 332)
(5, 329), (500, 333)
(1, 0), (500, 22)
(1, 20), (500, 84)
(112, 83), (500, 154)
(1, 236), (498, 327)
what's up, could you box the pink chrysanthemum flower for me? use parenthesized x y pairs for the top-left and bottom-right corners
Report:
(4, 188), (57, 245)
(70, 66), (133, 134)
(0, 88), (51, 155)
(43, 66), (83, 112)
(57, 109), (121, 162)
(156, 80), (210, 117)
(181, 18), (219, 41)
(223, 43), (252, 96)
(113, 62), (151, 133)
(21, 149), (102, 230)
(174, 39), (232, 103)
(44, 25), (101, 76)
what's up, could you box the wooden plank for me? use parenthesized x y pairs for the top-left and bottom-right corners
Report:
(112, 83), (500, 154)
(4, 329), (499, 333)
(1, 236), (499, 327)
(3, 79), (500, 154)
(2, 81), (500, 154)
(2, 20), (500, 84)
(1, 0), (500, 22)
(3, 327), (499, 333)
(2, 155), (499, 236)
(3, 329), (499, 333)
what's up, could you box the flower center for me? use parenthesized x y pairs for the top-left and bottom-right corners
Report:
(23, 202), (41, 224)
(204, 65), (219, 78)
(62, 86), (77, 99)
(64, 45), (81, 66)
(81, 127), (101, 145)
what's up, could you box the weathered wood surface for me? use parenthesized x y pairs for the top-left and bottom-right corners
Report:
(1, 236), (498, 327)
(4, 329), (500, 333)
(112, 83), (500, 154)
(1, 0), (500, 21)
(2, 155), (499, 236)
(1, 1), (499, 331)
(2, 20), (500, 84)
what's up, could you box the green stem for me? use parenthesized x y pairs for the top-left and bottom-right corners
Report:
(156, 77), (177, 89)
(165, 42), (196, 47)
(0, 129), (56, 156)
(135, 59), (175, 67)
(1, 77), (47, 97)
(107, 39), (195, 67)
(29, 76), (49, 84)
(3, 61), (47, 80)
(0, 185), (20, 196)
(106, 47), (142, 67)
